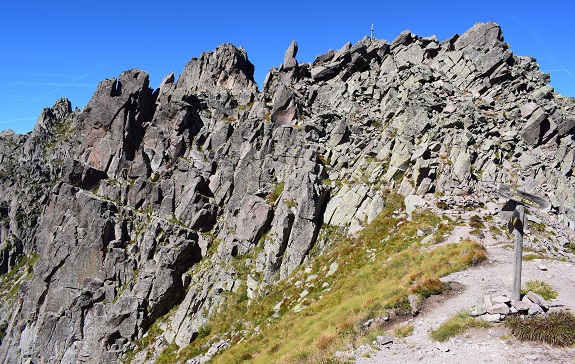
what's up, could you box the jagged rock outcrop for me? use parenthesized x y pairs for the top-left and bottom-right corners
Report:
(0, 21), (574, 363)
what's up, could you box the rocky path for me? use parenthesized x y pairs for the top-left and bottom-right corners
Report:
(355, 228), (575, 364)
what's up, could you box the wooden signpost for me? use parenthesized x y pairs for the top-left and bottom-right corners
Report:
(498, 184), (551, 210)
(497, 183), (550, 301)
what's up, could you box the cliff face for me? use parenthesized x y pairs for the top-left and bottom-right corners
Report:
(0, 21), (574, 363)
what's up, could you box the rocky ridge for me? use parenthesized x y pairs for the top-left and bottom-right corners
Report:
(0, 21), (574, 363)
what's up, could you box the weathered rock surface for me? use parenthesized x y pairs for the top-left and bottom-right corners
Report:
(0, 21), (574, 363)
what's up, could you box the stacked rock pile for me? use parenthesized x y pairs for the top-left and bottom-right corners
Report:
(470, 292), (567, 322)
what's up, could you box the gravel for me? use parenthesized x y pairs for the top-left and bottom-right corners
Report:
(352, 226), (575, 363)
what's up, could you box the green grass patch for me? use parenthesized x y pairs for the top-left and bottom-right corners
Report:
(565, 243), (575, 255)
(529, 220), (546, 233)
(522, 253), (544, 261)
(409, 277), (448, 298)
(394, 324), (414, 338)
(157, 342), (179, 364)
(436, 201), (449, 210)
(123, 303), (182, 363)
(266, 181), (284, 206)
(469, 215), (484, 235)
(522, 280), (558, 300)
(489, 225), (502, 234)
(197, 324), (212, 339)
(0, 252), (38, 300)
(506, 311), (575, 347)
(432, 220), (453, 244)
(430, 312), (492, 342)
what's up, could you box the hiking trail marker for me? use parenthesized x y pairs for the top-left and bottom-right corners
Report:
(497, 183), (551, 300)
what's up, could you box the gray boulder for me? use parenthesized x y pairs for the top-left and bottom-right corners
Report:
(283, 40), (299, 69)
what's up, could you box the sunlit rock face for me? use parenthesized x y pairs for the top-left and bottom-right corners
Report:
(0, 22), (574, 363)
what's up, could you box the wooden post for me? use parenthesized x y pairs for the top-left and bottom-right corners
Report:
(512, 204), (525, 301)
(498, 183), (550, 301)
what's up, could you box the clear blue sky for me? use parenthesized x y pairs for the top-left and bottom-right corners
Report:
(1, 1), (574, 134)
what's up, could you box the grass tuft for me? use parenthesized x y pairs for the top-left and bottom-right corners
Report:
(409, 277), (447, 298)
(461, 244), (487, 265)
(506, 311), (575, 347)
(336, 318), (356, 337)
(522, 253), (543, 261)
(197, 324), (212, 339)
(436, 201), (449, 210)
(156, 342), (179, 364)
(394, 324), (414, 338)
(266, 181), (284, 206)
(522, 280), (558, 301)
(314, 334), (337, 350)
(469, 215), (484, 235)
(430, 312), (491, 342)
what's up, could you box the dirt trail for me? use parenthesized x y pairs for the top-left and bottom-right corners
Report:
(355, 226), (575, 364)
